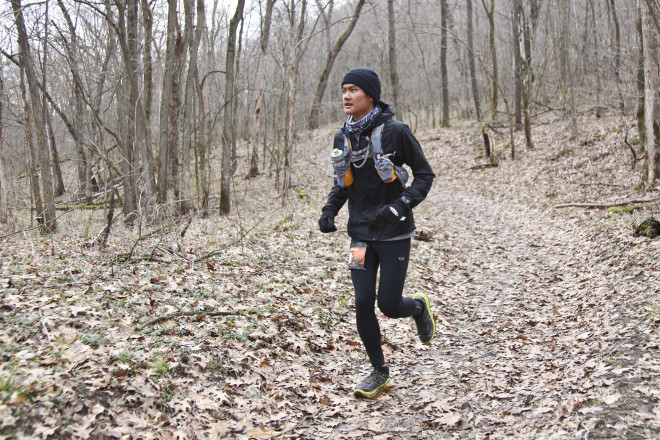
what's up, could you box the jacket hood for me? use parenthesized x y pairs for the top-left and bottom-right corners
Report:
(375, 100), (395, 121)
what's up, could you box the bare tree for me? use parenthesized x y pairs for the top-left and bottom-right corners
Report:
(441, 0), (449, 126)
(179, 0), (203, 213)
(195, 0), (211, 214)
(516, 0), (533, 149)
(388, 0), (400, 112)
(157, 0), (178, 204)
(467, 0), (481, 121)
(589, 0), (603, 117)
(41, 5), (65, 198)
(249, 0), (277, 178)
(482, 0), (498, 121)
(512, 0), (522, 129)
(647, 0), (660, 31)
(141, 0), (155, 164)
(561, 0), (578, 139)
(116, 0), (157, 209)
(57, 0), (88, 198)
(637, 0), (646, 144)
(12, 0), (57, 233)
(0, 72), (6, 224)
(220, 0), (246, 214)
(642, 0), (660, 184)
(308, 0), (366, 129)
(283, 0), (308, 203)
(609, 0), (625, 114)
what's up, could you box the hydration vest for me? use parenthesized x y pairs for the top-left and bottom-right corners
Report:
(332, 123), (409, 188)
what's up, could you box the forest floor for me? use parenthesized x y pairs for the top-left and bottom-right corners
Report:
(1, 112), (660, 439)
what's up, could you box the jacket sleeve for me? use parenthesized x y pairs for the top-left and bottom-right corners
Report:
(322, 183), (348, 216)
(321, 130), (349, 216)
(393, 122), (435, 209)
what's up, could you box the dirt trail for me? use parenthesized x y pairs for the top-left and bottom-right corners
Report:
(301, 181), (660, 439)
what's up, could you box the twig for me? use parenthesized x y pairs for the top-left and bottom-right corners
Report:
(553, 196), (660, 209)
(180, 215), (194, 238)
(269, 407), (322, 439)
(100, 186), (116, 248)
(577, 182), (627, 188)
(469, 163), (499, 170)
(39, 308), (51, 343)
(139, 309), (239, 330)
(194, 212), (272, 262)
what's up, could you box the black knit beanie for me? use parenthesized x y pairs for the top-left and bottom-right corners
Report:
(342, 67), (381, 103)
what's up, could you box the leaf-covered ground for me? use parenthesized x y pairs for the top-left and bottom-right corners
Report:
(1, 113), (659, 439)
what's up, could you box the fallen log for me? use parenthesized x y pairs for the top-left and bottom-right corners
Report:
(553, 196), (660, 209)
(139, 309), (239, 330)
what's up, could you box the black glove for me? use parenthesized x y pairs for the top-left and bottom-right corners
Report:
(318, 212), (337, 233)
(376, 197), (410, 224)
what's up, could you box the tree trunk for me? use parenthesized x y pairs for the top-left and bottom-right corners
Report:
(561, 0), (578, 138)
(12, 0), (56, 233)
(169, 20), (186, 202)
(116, 76), (136, 216)
(482, 0), (498, 121)
(512, 0), (522, 129)
(646, 0), (660, 32)
(388, 0), (400, 112)
(440, 0), (450, 126)
(232, 16), (245, 172)
(195, 0), (209, 214)
(40, 7), (65, 199)
(308, 0), (366, 129)
(116, 0), (156, 209)
(92, 0), (115, 201)
(158, 0), (178, 204)
(220, 0), (246, 215)
(46, 107), (66, 196)
(590, 0), (603, 117)
(0, 73), (7, 223)
(141, 0), (154, 169)
(517, 0), (533, 149)
(249, 0), (276, 178)
(283, 0), (308, 205)
(642, 0), (660, 184)
(57, 0), (88, 199)
(610, 0), (626, 114)
(20, 66), (43, 230)
(638, 0), (646, 145)
(467, 0), (481, 121)
(406, 3), (436, 126)
(180, 0), (202, 213)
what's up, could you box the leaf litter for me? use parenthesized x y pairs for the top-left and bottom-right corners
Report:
(0, 113), (659, 439)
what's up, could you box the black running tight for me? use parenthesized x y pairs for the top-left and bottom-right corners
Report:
(350, 238), (419, 369)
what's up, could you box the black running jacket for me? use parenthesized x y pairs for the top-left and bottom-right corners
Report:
(321, 101), (435, 241)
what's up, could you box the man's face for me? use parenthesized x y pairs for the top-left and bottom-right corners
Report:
(342, 84), (375, 121)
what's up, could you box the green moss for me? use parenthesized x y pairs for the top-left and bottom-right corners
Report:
(623, 205), (641, 214)
(608, 206), (619, 214)
(553, 148), (572, 160)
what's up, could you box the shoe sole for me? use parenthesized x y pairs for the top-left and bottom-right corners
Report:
(413, 291), (435, 344)
(354, 377), (392, 399)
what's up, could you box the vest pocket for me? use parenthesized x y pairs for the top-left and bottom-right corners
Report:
(333, 159), (353, 187)
(374, 157), (409, 185)
(374, 157), (397, 183)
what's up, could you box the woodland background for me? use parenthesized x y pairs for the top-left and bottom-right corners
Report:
(1, 0), (660, 439)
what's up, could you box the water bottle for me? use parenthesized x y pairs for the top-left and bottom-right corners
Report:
(330, 148), (344, 164)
